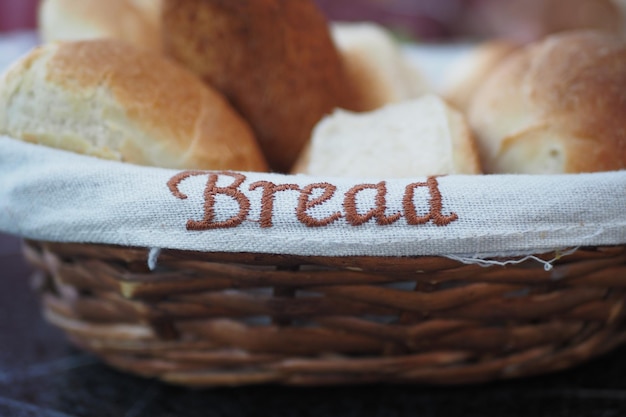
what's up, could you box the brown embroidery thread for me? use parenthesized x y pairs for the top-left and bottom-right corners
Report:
(167, 170), (208, 199)
(344, 182), (402, 226)
(297, 183), (342, 227)
(249, 181), (300, 228)
(169, 171), (251, 230)
(403, 177), (458, 226)
(169, 172), (458, 230)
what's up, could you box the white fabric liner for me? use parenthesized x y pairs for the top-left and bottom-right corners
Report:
(1, 136), (625, 261)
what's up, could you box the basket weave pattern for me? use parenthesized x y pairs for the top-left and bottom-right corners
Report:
(23, 240), (626, 386)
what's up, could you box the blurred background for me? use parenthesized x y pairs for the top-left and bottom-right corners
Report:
(0, 0), (37, 33)
(0, 0), (624, 42)
(315, 0), (624, 42)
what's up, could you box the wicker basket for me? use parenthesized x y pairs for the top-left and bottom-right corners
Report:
(22, 239), (626, 387)
(2, 132), (625, 386)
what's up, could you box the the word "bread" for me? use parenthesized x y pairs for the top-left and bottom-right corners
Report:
(167, 171), (458, 230)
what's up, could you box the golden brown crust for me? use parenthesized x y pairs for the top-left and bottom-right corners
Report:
(162, 0), (359, 173)
(469, 31), (626, 174)
(1, 40), (268, 171)
(526, 33), (626, 157)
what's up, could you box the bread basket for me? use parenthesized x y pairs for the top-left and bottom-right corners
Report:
(2, 135), (626, 387)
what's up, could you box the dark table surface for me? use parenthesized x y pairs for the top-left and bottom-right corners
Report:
(2, 232), (626, 417)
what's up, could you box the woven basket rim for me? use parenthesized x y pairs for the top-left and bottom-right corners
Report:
(2, 136), (626, 259)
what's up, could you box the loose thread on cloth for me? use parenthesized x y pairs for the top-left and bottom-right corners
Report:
(148, 248), (162, 271)
(446, 247), (581, 272)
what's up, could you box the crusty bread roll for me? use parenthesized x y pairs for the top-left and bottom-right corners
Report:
(39, 0), (162, 52)
(468, 31), (626, 174)
(162, 0), (360, 173)
(293, 95), (482, 178)
(442, 40), (519, 113)
(0, 40), (268, 172)
(330, 22), (430, 112)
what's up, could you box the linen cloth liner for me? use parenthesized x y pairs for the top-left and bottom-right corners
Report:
(1, 136), (625, 261)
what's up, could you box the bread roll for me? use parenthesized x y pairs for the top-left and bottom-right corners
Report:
(162, 0), (359, 173)
(39, 0), (162, 52)
(468, 31), (626, 174)
(330, 22), (430, 112)
(442, 40), (519, 113)
(293, 95), (482, 178)
(0, 40), (268, 172)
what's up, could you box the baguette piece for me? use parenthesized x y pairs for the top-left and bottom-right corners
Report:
(162, 0), (360, 173)
(0, 40), (268, 171)
(39, 0), (163, 52)
(293, 95), (482, 178)
(468, 31), (626, 174)
(331, 22), (430, 111)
